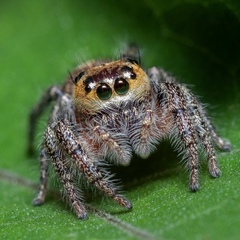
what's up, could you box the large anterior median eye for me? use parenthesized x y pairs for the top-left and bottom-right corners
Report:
(114, 78), (129, 95)
(96, 83), (112, 100)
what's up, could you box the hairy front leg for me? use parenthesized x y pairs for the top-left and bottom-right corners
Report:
(53, 120), (132, 210)
(44, 127), (88, 219)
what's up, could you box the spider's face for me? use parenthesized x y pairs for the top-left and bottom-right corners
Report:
(74, 60), (151, 113)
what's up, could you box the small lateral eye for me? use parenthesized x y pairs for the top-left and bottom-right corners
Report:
(121, 66), (136, 80)
(83, 77), (94, 93)
(130, 72), (136, 79)
(96, 83), (112, 100)
(74, 71), (85, 84)
(85, 85), (91, 93)
(114, 78), (129, 95)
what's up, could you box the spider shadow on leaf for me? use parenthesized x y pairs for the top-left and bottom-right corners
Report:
(110, 140), (182, 189)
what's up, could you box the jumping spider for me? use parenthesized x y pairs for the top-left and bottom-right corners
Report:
(28, 45), (231, 219)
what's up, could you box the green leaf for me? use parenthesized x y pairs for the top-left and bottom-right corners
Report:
(1, 0), (240, 239)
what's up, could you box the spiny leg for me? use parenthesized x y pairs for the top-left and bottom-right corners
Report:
(174, 109), (200, 191)
(179, 91), (222, 178)
(200, 128), (221, 178)
(197, 106), (232, 152)
(53, 120), (132, 210)
(183, 93), (229, 177)
(159, 80), (200, 190)
(32, 149), (49, 205)
(154, 68), (230, 189)
(27, 86), (62, 155)
(193, 108), (222, 178)
(44, 127), (88, 219)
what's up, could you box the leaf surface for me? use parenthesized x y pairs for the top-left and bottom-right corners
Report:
(0, 1), (239, 239)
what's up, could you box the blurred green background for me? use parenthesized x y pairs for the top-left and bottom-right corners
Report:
(0, 1), (240, 239)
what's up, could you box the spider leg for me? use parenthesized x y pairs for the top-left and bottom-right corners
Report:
(192, 106), (222, 178)
(137, 109), (154, 157)
(169, 84), (223, 179)
(27, 86), (62, 155)
(32, 149), (49, 205)
(150, 67), (229, 191)
(174, 109), (200, 191)
(154, 73), (200, 191)
(197, 107), (232, 152)
(52, 120), (132, 210)
(44, 127), (88, 219)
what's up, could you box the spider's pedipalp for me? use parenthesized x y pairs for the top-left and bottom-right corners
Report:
(92, 125), (132, 166)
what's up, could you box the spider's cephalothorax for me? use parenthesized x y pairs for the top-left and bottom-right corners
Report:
(28, 45), (231, 219)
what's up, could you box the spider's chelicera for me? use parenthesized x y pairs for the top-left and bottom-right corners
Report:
(28, 45), (231, 219)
